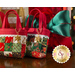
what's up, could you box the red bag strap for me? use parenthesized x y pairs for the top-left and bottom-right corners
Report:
(2, 10), (22, 30)
(26, 8), (42, 30)
(31, 12), (47, 28)
(0, 11), (10, 28)
(0, 11), (4, 23)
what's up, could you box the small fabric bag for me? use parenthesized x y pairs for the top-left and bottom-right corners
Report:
(0, 10), (27, 58)
(25, 8), (50, 58)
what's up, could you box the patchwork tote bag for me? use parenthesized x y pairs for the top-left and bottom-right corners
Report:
(0, 10), (27, 58)
(25, 8), (50, 58)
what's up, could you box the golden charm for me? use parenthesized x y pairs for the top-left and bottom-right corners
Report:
(35, 34), (41, 43)
(15, 35), (21, 43)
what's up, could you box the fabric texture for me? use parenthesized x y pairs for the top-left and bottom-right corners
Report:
(26, 34), (49, 58)
(0, 35), (27, 58)
(25, 10), (73, 53)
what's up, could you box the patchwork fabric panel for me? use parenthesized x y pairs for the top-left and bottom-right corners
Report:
(12, 43), (22, 52)
(26, 34), (49, 58)
(5, 43), (13, 51)
(0, 43), (4, 51)
(0, 35), (27, 58)
(0, 37), (5, 43)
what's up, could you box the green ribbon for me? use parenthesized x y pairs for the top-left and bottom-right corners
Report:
(25, 10), (71, 37)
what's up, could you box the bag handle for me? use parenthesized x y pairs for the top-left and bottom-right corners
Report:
(0, 12), (4, 23)
(2, 10), (22, 30)
(0, 11), (10, 28)
(31, 12), (47, 28)
(26, 8), (42, 30)
(5, 12), (17, 28)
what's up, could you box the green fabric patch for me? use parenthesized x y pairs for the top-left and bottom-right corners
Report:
(4, 43), (13, 51)
(12, 43), (22, 52)
(42, 37), (48, 45)
(33, 43), (42, 52)
(0, 37), (5, 43)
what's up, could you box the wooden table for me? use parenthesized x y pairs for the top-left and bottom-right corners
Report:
(0, 50), (75, 68)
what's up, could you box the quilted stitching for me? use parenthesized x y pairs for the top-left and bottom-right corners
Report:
(12, 43), (22, 52)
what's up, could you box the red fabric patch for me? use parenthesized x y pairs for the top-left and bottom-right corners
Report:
(0, 43), (4, 51)
(21, 44), (26, 53)
(21, 52), (24, 58)
(9, 53), (12, 57)
(5, 37), (13, 43)
(47, 39), (49, 45)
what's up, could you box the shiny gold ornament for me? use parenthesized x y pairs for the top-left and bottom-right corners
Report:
(15, 35), (21, 43)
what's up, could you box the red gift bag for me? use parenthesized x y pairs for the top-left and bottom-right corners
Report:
(0, 10), (28, 58)
(28, 8), (73, 53)
(25, 8), (50, 58)
(48, 32), (73, 53)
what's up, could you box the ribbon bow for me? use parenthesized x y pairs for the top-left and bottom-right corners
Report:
(47, 10), (71, 37)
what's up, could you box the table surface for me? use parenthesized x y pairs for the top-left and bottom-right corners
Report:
(0, 50), (75, 68)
